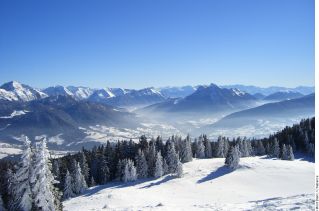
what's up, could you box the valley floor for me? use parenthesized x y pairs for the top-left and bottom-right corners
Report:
(64, 156), (314, 211)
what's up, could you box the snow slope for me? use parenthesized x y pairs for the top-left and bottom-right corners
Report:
(64, 156), (314, 210)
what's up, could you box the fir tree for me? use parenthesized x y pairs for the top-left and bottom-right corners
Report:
(195, 139), (205, 159)
(63, 170), (75, 199)
(135, 150), (148, 179)
(287, 145), (295, 161)
(154, 152), (164, 178)
(176, 157), (183, 178)
(281, 144), (288, 160)
(79, 152), (89, 184)
(73, 162), (87, 194)
(31, 138), (61, 211)
(12, 135), (33, 211)
(225, 145), (240, 170)
(122, 159), (137, 182)
(203, 135), (212, 158)
(165, 141), (179, 174)
(180, 136), (193, 163)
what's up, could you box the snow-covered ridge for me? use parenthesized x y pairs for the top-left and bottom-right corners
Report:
(0, 81), (48, 102)
(0, 110), (29, 119)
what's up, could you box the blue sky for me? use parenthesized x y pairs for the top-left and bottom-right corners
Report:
(0, 0), (314, 89)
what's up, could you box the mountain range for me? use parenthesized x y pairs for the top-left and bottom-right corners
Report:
(0, 81), (315, 150)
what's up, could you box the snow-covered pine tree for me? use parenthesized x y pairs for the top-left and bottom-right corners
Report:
(255, 140), (265, 156)
(163, 158), (169, 175)
(154, 152), (164, 178)
(225, 145), (240, 170)
(216, 137), (225, 158)
(11, 135), (33, 211)
(52, 159), (61, 189)
(147, 142), (156, 177)
(287, 145), (294, 161)
(165, 140), (179, 174)
(195, 138), (205, 159)
(180, 135), (193, 163)
(98, 155), (110, 184)
(135, 149), (148, 179)
(281, 144), (288, 160)
(79, 152), (89, 184)
(272, 138), (280, 158)
(73, 162), (88, 194)
(176, 156), (183, 178)
(31, 138), (61, 211)
(203, 135), (212, 158)
(63, 170), (75, 199)
(123, 159), (137, 182)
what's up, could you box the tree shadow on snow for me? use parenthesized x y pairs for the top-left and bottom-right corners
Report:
(197, 166), (233, 184)
(139, 175), (175, 189)
(83, 178), (154, 197)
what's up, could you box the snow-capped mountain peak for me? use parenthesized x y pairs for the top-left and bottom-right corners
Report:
(0, 81), (48, 102)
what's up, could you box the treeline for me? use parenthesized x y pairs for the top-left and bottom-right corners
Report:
(0, 117), (314, 211)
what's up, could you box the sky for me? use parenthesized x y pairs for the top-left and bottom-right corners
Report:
(0, 0), (314, 89)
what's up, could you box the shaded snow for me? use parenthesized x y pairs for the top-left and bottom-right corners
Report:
(64, 156), (314, 211)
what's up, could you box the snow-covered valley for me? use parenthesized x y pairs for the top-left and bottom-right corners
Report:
(64, 156), (314, 211)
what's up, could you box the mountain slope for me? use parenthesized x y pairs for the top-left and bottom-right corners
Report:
(64, 157), (314, 211)
(158, 86), (197, 98)
(263, 91), (304, 101)
(207, 94), (314, 129)
(0, 81), (47, 102)
(0, 96), (140, 149)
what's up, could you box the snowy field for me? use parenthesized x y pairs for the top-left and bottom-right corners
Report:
(64, 156), (314, 210)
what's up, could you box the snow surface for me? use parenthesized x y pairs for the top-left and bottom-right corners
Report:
(64, 156), (314, 211)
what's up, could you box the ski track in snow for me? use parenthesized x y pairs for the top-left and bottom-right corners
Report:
(63, 156), (314, 211)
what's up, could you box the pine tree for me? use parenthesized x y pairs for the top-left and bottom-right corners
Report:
(255, 140), (265, 155)
(11, 135), (33, 211)
(63, 170), (75, 199)
(122, 159), (137, 182)
(281, 144), (288, 160)
(79, 152), (89, 184)
(163, 159), (169, 175)
(165, 141), (179, 174)
(98, 156), (110, 184)
(225, 145), (240, 170)
(216, 137), (225, 158)
(203, 135), (212, 158)
(135, 150), (148, 179)
(176, 157), (183, 178)
(195, 139), (205, 159)
(73, 162), (87, 194)
(154, 152), (164, 178)
(272, 138), (280, 158)
(287, 145), (294, 161)
(147, 142), (157, 177)
(31, 138), (61, 211)
(180, 136), (193, 163)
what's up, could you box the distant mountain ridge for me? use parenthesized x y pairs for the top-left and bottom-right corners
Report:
(221, 85), (314, 95)
(141, 84), (257, 114)
(204, 93), (315, 130)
